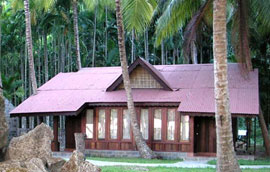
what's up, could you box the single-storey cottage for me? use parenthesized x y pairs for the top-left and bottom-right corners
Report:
(10, 58), (259, 157)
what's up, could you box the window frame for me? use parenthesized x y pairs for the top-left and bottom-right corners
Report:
(97, 108), (106, 140)
(153, 108), (162, 141)
(122, 108), (132, 141)
(109, 108), (118, 140)
(85, 109), (94, 139)
(180, 115), (190, 142)
(166, 108), (177, 142)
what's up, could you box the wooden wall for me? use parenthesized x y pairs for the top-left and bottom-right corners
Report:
(76, 106), (194, 152)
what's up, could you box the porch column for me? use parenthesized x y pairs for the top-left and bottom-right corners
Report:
(254, 117), (257, 155)
(51, 116), (60, 151)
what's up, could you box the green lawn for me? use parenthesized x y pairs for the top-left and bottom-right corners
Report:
(100, 166), (270, 172)
(86, 157), (182, 164)
(208, 159), (270, 165)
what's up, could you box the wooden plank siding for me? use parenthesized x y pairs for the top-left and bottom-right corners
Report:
(66, 106), (194, 152)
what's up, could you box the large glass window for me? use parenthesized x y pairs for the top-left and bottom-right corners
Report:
(123, 109), (131, 139)
(154, 109), (162, 140)
(140, 109), (149, 140)
(110, 109), (118, 139)
(180, 115), (189, 141)
(86, 109), (94, 139)
(167, 109), (175, 140)
(98, 109), (106, 139)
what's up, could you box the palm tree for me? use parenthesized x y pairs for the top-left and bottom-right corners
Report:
(213, 0), (241, 171)
(24, 0), (38, 95)
(115, 0), (157, 159)
(122, 0), (157, 62)
(72, 0), (82, 70)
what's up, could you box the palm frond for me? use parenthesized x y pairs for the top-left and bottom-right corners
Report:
(231, 0), (252, 72)
(183, 0), (212, 62)
(122, 0), (155, 34)
(155, 0), (201, 46)
(251, 0), (270, 29)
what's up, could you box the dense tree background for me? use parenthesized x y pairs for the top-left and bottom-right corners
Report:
(0, 0), (269, 145)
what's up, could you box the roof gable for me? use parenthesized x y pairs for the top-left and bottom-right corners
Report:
(106, 58), (173, 91)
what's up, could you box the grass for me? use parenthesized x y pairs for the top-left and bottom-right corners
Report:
(208, 159), (270, 165)
(86, 157), (182, 164)
(100, 166), (270, 172)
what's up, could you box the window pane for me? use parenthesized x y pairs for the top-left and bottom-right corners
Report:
(167, 109), (175, 140)
(110, 109), (118, 139)
(123, 109), (131, 139)
(154, 109), (162, 140)
(180, 115), (189, 141)
(86, 109), (94, 139)
(98, 109), (106, 139)
(140, 109), (149, 140)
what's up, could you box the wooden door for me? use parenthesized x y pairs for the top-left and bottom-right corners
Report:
(194, 117), (216, 153)
(65, 115), (81, 149)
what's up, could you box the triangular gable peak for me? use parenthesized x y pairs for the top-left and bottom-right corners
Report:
(106, 57), (173, 91)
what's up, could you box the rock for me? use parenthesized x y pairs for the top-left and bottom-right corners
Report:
(74, 133), (85, 154)
(78, 161), (101, 172)
(45, 157), (66, 172)
(61, 150), (101, 172)
(0, 160), (27, 172)
(24, 158), (47, 172)
(4, 98), (16, 141)
(5, 123), (53, 161)
(0, 93), (8, 161)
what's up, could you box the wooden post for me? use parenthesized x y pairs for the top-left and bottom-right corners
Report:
(259, 107), (270, 156)
(51, 116), (60, 151)
(254, 117), (256, 155)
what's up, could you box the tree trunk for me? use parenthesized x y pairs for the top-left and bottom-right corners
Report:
(44, 31), (49, 82)
(72, 0), (82, 70)
(191, 41), (198, 64)
(92, 8), (97, 67)
(144, 28), (149, 62)
(161, 41), (165, 65)
(24, 0), (38, 95)
(115, 0), (157, 159)
(38, 35), (41, 86)
(105, 6), (108, 63)
(131, 29), (135, 63)
(213, 0), (241, 171)
(259, 106), (270, 156)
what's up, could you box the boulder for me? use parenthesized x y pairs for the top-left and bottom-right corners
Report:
(24, 158), (47, 172)
(5, 123), (53, 161)
(45, 157), (66, 172)
(0, 93), (8, 161)
(0, 160), (27, 172)
(61, 150), (101, 172)
(74, 133), (85, 154)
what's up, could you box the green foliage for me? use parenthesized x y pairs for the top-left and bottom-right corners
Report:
(208, 159), (270, 165)
(100, 166), (270, 172)
(122, 0), (156, 34)
(1, 73), (24, 102)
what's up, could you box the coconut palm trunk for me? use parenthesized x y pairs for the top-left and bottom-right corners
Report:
(44, 31), (49, 82)
(92, 8), (97, 67)
(115, 0), (157, 159)
(24, 0), (38, 95)
(72, 0), (82, 70)
(213, 0), (241, 171)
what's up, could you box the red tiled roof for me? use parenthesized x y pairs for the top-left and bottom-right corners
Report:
(10, 63), (259, 116)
